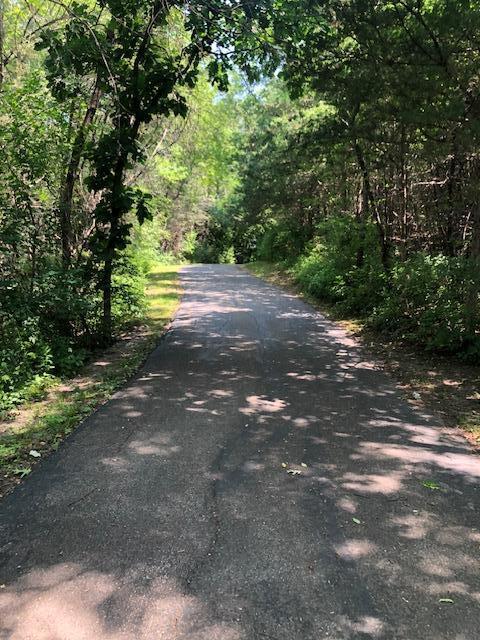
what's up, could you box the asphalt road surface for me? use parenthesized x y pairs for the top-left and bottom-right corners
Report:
(1, 264), (479, 640)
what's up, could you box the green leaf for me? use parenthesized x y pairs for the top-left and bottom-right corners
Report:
(13, 467), (31, 478)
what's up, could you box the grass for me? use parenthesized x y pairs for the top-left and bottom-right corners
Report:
(245, 261), (480, 447)
(145, 264), (182, 328)
(0, 263), (183, 497)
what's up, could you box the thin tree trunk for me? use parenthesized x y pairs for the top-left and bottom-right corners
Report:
(59, 81), (101, 267)
(466, 203), (480, 337)
(355, 176), (366, 268)
(354, 141), (390, 271)
(400, 124), (409, 259)
(444, 135), (459, 257)
(0, 0), (4, 89)
(100, 115), (142, 342)
(101, 224), (116, 342)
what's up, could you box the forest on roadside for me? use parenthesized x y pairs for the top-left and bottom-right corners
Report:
(1, 0), (480, 416)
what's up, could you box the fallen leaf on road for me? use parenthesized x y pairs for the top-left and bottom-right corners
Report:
(13, 467), (31, 478)
(439, 598), (454, 604)
(352, 517), (361, 524)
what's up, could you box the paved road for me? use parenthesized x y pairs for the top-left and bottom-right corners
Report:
(1, 264), (479, 639)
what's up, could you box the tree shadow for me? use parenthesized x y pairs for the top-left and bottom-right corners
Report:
(1, 264), (479, 639)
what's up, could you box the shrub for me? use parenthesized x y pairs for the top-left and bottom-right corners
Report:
(0, 247), (151, 412)
(371, 254), (480, 360)
(273, 216), (480, 359)
(256, 219), (307, 263)
(182, 230), (199, 262)
(0, 315), (53, 404)
(111, 257), (148, 329)
(290, 217), (385, 315)
(219, 246), (235, 263)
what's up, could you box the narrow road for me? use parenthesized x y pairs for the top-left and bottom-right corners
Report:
(1, 264), (479, 639)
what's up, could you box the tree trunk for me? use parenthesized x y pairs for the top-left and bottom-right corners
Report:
(354, 141), (390, 271)
(355, 176), (366, 268)
(101, 234), (115, 343)
(99, 13), (159, 342)
(100, 114), (142, 343)
(400, 124), (409, 259)
(444, 136), (459, 257)
(0, 0), (4, 90)
(466, 203), (480, 337)
(59, 82), (101, 267)
(100, 189), (120, 344)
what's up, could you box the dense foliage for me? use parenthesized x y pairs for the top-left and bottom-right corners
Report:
(0, 0), (250, 411)
(211, 1), (480, 361)
(1, 0), (480, 415)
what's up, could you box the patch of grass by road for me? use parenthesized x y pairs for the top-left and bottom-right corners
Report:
(0, 264), (182, 497)
(245, 261), (480, 447)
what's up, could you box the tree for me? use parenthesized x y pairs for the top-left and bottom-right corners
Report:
(39, 0), (268, 340)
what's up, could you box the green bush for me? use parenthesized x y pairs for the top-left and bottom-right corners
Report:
(256, 219), (307, 263)
(290, 217), (385, 315)
(0, 315), (53, 402)
(182, 230), (199, 262)
(273, 217), (480, 360)
(0, 248), (151, 412)
(371, 254), (480, 359)
(218, 246), (235, 263)
(111, 256), (148, 329)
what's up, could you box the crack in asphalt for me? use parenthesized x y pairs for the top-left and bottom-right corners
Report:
(182, 445), (225, 592)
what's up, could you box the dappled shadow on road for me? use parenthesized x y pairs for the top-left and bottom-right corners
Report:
(1, 265), (479, 639)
